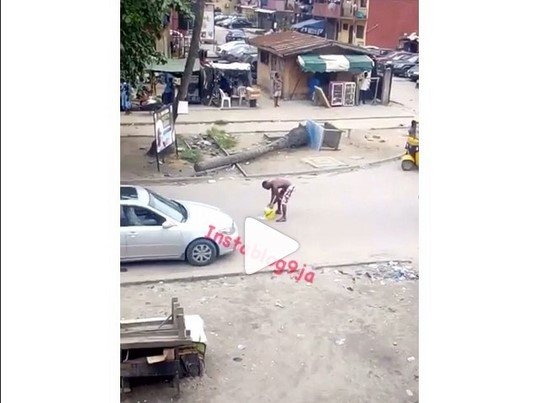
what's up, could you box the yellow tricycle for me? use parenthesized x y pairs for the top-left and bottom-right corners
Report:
(401, 121), (419, 171)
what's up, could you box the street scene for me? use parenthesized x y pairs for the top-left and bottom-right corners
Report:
(120, 0), (418, 401)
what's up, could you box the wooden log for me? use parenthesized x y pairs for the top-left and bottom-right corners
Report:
(194, 125), (308, 172)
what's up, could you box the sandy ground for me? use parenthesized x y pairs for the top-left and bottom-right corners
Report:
(121, 263), (419, 403)
(120, 127), (406, 180)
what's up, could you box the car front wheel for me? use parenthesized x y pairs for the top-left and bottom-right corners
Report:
(185, 239), (218, 266)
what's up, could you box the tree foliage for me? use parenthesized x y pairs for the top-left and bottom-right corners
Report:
(120, 0), (190, 85)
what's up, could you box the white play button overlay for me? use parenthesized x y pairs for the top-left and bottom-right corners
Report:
(244, 217), (299, 275)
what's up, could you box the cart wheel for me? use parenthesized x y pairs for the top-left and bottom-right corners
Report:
(402, 159), (416, 171)
(197, 357), (205, 377)
(182, 354), (205, 377)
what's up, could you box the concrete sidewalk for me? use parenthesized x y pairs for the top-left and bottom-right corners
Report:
(120, 96), (415, 127)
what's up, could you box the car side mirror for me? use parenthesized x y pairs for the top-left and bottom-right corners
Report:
(162, 221), (176, 229)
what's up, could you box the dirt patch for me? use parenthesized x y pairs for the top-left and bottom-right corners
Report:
(120, 128), (407, 180)
(121, 264), (418, 402)
(224, 129), (407, 176)
(120, 137), (195, 180)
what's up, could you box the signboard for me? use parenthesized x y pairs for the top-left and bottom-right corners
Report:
(343, 82), (356, 106)
(329, 82), (345, 106)
(153, 105), (175, 154)
(201, 3), (215, 43)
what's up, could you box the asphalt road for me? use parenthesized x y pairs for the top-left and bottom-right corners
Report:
(121, 161), (418, 283)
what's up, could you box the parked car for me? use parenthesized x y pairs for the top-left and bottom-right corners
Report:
(226, 18), (253, 29)
(217, 40), (246, 55)
(406, 64), (419, 81)
(226, 29), (247, 42)
(392, 55), (419, 77)
(214, 14), (230, 23)
(120, 186), (238, 266)
(217, 15), (243, 27)
(376, 48), (396, 57)
(225, 44), (257, 62)
(217, 17), (233, 26)
(376, 51), (413, 64)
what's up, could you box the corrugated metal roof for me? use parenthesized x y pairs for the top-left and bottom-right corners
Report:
(248, 31), (331, 57)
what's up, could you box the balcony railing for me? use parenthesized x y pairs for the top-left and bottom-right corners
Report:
(312, 2), (341, 19)
(341, 3), (367, 19)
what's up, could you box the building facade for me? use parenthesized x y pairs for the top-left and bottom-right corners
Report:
(310, 0), (418, 49)
(365, 0), (418, 49)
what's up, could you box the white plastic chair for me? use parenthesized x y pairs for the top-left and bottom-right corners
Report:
(237, 86), (247, 105)
(219, 89), (231, 109)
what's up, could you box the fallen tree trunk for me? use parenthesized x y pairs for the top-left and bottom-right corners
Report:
(194, 125), (308, 172)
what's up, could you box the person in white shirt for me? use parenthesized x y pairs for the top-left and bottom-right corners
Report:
(359, 71), (371, 105)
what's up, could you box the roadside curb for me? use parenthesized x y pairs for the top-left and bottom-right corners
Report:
(120, 114), (415, 127)
(120, 259), (413, 287)
(120, 153), (405, 185)
(121, 125), (409, 138)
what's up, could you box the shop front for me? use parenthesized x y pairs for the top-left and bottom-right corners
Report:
(297, 54), (375, 106)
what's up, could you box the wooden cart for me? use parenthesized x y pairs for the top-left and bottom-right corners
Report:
(245, 86), (261, 107)
(120, 298), (207, 395)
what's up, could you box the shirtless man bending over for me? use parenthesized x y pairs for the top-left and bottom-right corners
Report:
(262, 178), (295, 222)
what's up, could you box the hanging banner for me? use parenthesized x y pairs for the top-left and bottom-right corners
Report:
(153, 105), (175, 154)
(201, 3), (215, 43)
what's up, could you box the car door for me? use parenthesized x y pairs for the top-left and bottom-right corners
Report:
(120, 206), (128, 259)
(123, 206), (182, 260)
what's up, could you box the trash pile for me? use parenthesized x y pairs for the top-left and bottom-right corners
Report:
(334, 261), (418, 282)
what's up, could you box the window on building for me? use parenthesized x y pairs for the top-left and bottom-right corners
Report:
(360, 0), (367, 7)
(343, 23), (349, 31)
(260, 51), (269, 65)
(356, 25), (365, 39)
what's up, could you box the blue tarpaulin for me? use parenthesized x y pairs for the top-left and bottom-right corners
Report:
(305, 120), (324, 150)
(291, 19), (325, 37)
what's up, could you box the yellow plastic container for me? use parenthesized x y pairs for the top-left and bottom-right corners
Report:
(264, 207), (276, 221)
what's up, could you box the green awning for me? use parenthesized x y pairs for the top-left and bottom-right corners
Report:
(147, 58), (201, 75)
(297, 54), (374, 73)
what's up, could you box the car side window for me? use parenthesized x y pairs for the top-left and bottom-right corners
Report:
(125, 206), (166, 227)
(121, 206), (129, 227)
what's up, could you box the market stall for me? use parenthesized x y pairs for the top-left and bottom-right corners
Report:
(297, 54), (375, 106)
(200, 62), (260, 107)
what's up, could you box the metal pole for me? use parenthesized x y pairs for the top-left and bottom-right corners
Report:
(171, 105), (179, 159)
(153, 112), (161, 172)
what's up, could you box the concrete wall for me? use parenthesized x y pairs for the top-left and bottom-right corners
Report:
(365, 0), (418, 49)
(338, 22), (350, 43)
(336, 20), (365, 45)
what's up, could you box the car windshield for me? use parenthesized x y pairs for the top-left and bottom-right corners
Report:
(408, 56), (419, 63)
(147, 189), (187, 222)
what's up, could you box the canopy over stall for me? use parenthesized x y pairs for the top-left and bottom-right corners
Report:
(147, 58), (201, 76)
(207, 62), (251, 71)
(297, 54), (374, 73)
(291, 18), (325, 37)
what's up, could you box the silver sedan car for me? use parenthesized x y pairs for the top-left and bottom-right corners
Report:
(120, 185), (238, 266)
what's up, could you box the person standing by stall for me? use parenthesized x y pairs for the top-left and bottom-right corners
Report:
(308, 75), (320, 103)
(272, 72), (283, 107)
(359, 71), (371, 105)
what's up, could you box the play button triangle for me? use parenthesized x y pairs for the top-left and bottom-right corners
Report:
(244, 217), (299, 275)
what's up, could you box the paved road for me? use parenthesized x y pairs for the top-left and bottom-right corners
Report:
(121, 161), (418, 283)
